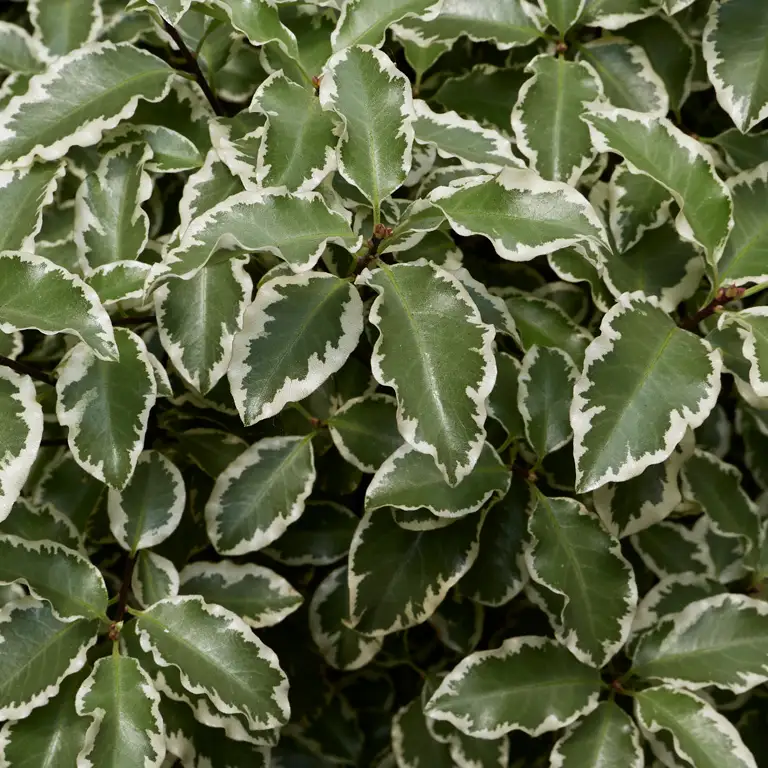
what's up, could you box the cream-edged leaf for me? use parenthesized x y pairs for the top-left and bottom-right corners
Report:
(0, 21), (48, 74)
(0, 497), (80, 551)
(29, 0), (102, 56)
(86, 260), (151, 307)
(132, 550), (180, 608)
(392, 695), (454, 768)
(580, 0), (658, 28)
(631, 520), (713, 579)
(487, 351), (526, 440)
(538, 0), (587, 33)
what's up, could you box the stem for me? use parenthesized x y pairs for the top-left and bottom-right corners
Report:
(678, 285), (746, 331)
(0, 355), (54, 386)
(740, 280), (768, 300)
(114, 554), (136, 625)
(163, 21), (223, 116)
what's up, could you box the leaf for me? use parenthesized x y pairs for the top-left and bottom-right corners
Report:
(74, 141), (152, 270)
(0, 497), (80, 550)
(727, 307), (768, 398)
(87, 260), (151, 307)
(29, 0), (102, 56)
(413, 99), (521, 172)
(0, 251), (117, 360)
(135, 595), (289, 732)
(228, 273), (364, 426)
(631, 520), (713, 579)
(328, 394), (402, 473)
(132, 550), (180, 608)
(703, 0), (768, 133)
(487, 351), (526, 439)
(584, 107), (733, 271)
(249, 71), (336, 192)
(0, 42), (175, 169)
(392, 696), (453, 768)
(155, 189), (358, 283)
(75, 654), (165, 768)
(142, 0), (191, 25)
(430, 168), (609, 262)
(580, 0), (658, 28)
(357, 261), (496, 486)
(525, 494), (637, 667)
(331, 0), (442, 50)
(156, 255), (252, 395)
(179, 560), (303, 629)
(518, 345), (577, 458)
(580, 39), (669, 116)
(204, 435), (315, 556)
(632, 593), (768, 693)
(550, 700), (643, 768)
(0, 597), (98, 720)
(0, 22), (48, 74)
(56, 328), (157, 489)
(0, 162), (63, 252)
(424, 636), (601, 739)
(511, 55), (602, 185)
(347, 505), (484, 635)
(538, 0), (587, 33)
(712, 128), (768, 172)
(309, 566), (383, 671)
(634, 686), (758, 768)
(0, 534), (107, 620)
(319, 46), (413, 217)
(0, 367), (43, 523)
(719, 163), (768, 285)
(571, 293), (721, 493)
(107, 450), (185, 554)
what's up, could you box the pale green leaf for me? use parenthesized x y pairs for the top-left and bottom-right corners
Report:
(392, 697), (453, 768)
(0, 251), (117, 360)
(135, 595), (290, 731)
(0, 42), (175, 169)
(320, 45), (413, 217)
(132, 550), (179, 608)
(538, 0), (587, 33)
(75, 654), (165, 768)
(357, 261), (496, 486)
(86, 260), (151, 307)
(179, 560), (303, 629)
(396, 27), (451, 79)
(142, 0), (191, 25)
(348, 505), (484, 635)
(0, 22), (48, 74)
(29, 0), (102, 56)
(108, 124), (204, 173)
(228, 272), (364, 426)
(204, 435), (315, 556)
(55, 328), (157, 489)
(571, 293), (721, 493)
(512, 55), (602, 185)
(703, 0), (768, 133)
(425, 636), (601, 739)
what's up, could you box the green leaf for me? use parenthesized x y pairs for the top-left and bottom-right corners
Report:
(538, 0), (588, 33)
(634, 686), (758, 768)
(309, 565), (383, 671)
(29, 0), (102, 56)
(132, 550), (180, 608)
(107, 450), (185, 554)
(632, 593), (768, 693)
(413, 99), (521, 172)
(328, 394), (402, 473)
(0, 497), (80, 550)
(580, 0), (658, 28)
(0, 367), (43, 522)
(430, 168), (609, 263)
(0, 42), (175, 169)
(703, 0), (768, 133)
(112, 124), (204, 173)
(135, 595), (290, 731)
(74, 141), (152, 270)
(250, 70), (336, 192)
(142, 0), (191, 25)
(392, 696), (453, 768)
(0, 21), (48, 74)
(487, 351), (526, 439)
(75, 654), (165, 768)
(0, 162), (63, 252)
(719, 163), (768, 285)
(430, 591), (483, 655)
(511, 55), (602, 185)
(0, 533), (107, 620)
(347, 505), (484, 635)
(319, 46), (413, 217)
(156, 255), (252, 395)
(228, 272), (364, 426)
(518, 345), (577, 458)
(366, 443), (509, 518)
(584, 107), (733, 271)
(712, 128), (768, 172)
(204, 435), (315, 556)
(357, 261), (496, 486)
(580, 39), (669, 116)
(425, 636), (601, 739)
(331, 0), (442, 50)
(0, 251), (117, 360)
(631, 520), (713, 579)
(571, 293), (721, 493)
(56, 328), (157, 489)
(179, 560), (303, 629)
(550, 700), (643, 768)
(525, 494), (636, 667)
(86, 260), (151, 307)
(0, 597), (98, 720)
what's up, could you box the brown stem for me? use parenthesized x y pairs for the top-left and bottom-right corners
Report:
(357, 223), (393, 273)
(679, 285), (745, 331)
(162, 20), (223, 116)
(0, 355), (55, 386)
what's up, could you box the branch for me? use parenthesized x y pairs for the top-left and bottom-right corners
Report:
(356, 223), (393, 273)
(679, 285), (745, 331)
(163, 20), (223, 116)
(0, 355), (55, 386)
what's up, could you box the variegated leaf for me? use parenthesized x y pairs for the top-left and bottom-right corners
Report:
(86, 260), (151, 307)
(132, 550), (180, 608)
(392, 696), (453, 767)
(29, 0), (102, 56)
(0, 21), (48, 74)
(538, 0), (588, 33)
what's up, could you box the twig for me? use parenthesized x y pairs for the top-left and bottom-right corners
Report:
(163, 20), (223, 116)
(0, 355), (55, 386)
(114, 554), (136, 626)
(679, 285), (745, 331)
(357, 223), (393, 273)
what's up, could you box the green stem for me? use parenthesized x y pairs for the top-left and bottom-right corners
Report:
(740, 280), (768, 300)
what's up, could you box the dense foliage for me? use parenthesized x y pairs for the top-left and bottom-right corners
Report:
(0, 0), (767, 765)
